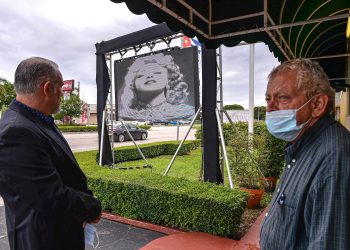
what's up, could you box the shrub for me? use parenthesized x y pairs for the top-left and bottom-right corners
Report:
(58, 125), (98, 132)
(228, 132), (268, 189)
(87, 171), (248, 236)
(196, 122), (266, 142)
(96, 140), (201, 164)
(195, 122), (285, 179)
(138, 124), (151, 130)
(263, 132), (285, 177)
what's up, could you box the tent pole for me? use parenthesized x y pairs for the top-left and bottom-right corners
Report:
(215, 108), (234, 189)
(99, 110), (106, 166)
(120, 121), (150, 166)
(248, 43), (255, 135)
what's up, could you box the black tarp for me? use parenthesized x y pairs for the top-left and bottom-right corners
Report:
(95, 54), (113, 165)
(202, 47), (222, 183)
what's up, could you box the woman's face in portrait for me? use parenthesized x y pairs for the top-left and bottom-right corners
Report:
(134, 63), (168, 94)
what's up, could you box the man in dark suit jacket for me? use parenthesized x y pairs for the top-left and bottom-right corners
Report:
(0, 57), (102, 250)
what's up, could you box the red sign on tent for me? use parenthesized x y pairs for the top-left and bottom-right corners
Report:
(182, 36), (191, 48)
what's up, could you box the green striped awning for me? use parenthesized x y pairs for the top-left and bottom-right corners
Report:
(111, 0), (350, 90)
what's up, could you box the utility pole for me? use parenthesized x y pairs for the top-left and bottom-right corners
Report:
(248, 44), (255, 135)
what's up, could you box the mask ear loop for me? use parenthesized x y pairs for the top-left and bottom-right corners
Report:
(296, 96), (315, 112)
(293, 96), (316, 141)
(93, 230), (99, 249)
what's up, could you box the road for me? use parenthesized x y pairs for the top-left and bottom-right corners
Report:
(64, 125), (197, 152)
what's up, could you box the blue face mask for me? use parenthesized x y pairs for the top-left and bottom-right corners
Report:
(265, 98), (313, 142)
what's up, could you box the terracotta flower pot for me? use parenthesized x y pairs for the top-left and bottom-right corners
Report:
(240, 188), (265, 209)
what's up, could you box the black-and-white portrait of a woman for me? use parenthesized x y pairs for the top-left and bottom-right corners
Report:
(115, 47), (199, 121)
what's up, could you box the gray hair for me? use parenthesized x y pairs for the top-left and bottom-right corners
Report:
(14, 57), (59, 94)
(268, 59), (335, 114)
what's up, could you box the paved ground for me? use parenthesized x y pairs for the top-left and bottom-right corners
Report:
(0, 206), (10, 250)
(0, 199), (164, 250)
(85, 219), (164, 250)
(65, 125), (196, 152)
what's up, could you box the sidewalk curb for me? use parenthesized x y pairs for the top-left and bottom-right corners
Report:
(102, 212), (185, 235)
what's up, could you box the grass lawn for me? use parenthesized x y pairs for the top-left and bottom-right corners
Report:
(114, 148), (203, 181)
(75, 146), (272, 239)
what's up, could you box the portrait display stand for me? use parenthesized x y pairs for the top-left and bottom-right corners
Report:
(163, 106), (234, 189)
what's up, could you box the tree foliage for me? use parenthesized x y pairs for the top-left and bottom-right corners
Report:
(223, 104), (244, 110)
(0, 77), (16, 110)
(254, 106), (266, 120)
(59, 91), (83, 123)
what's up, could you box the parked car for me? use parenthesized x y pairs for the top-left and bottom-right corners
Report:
(167, 120), (192, 125)
(149, 119), (169, 125)
(179, 119), (192, 125)
(111, 123), (148, 142)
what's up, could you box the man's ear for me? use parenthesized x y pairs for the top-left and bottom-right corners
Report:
(311, 94), (328, 118)
(42, 81), (52, 96)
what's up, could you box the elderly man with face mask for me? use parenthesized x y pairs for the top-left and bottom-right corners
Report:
(260, 59), (350, 249)
(0, 57), (102, 250)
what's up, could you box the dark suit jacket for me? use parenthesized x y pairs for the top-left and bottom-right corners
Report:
(0, 102), (101, 250)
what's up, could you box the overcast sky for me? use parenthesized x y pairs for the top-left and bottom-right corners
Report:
(0, 0), (280, 109)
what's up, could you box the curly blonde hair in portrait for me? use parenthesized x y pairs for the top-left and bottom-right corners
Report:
(121, 53), (190, 110)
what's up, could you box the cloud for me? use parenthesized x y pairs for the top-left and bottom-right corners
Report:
(0, 0), (153, 104)
(221, 43), (279, 108)
(0, 0), (279, 109)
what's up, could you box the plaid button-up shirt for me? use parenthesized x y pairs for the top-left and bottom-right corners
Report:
(260, 114), (350, 249)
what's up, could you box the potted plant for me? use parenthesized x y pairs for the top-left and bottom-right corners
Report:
(229, 134), (266, 209)
(235, 164), (265, 209)
(259, 132), (286, 192)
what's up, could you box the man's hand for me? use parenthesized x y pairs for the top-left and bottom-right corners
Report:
(82, 212), (102, 228)
(91, 212), (102, 224)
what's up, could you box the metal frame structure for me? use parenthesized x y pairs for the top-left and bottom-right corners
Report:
(99, 33), (186, 166)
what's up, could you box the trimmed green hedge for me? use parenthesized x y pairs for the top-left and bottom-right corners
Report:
(58, 125), (97, 132)
(87, 171), (248, 236)
(111, 140), (200, 163)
